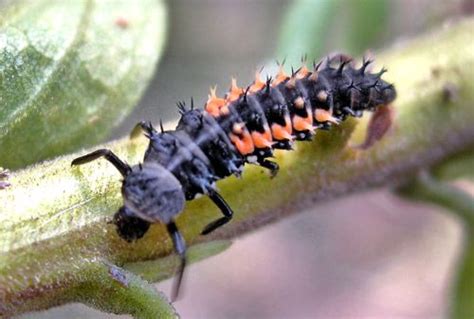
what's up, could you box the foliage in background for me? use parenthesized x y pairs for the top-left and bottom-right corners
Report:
(277, 0), (389, 65)
(0, 0), (167, 169)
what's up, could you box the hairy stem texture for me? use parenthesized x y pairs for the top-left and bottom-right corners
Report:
(1, 19), (474, 318)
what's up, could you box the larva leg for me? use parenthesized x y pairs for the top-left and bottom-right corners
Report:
(201, 189), (233, 235)
(71, 149), (131, 177)
(166, 221), (187, 302)
(258, 158), (279, 178)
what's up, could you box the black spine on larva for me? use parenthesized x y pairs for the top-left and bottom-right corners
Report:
(142, 56), (396, 201)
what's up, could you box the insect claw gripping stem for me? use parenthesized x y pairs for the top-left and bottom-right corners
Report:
(201, 189), (234, 235)
(343, 106), (356, 117)
(259, 159), (280, 178)
(166, 221), (187, 301)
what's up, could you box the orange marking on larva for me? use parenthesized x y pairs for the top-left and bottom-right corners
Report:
(251, 126), (273, 148)
(317, 90), (328, 102)
(205, 86), (226, 117)
(308, 71), (318, 81)
(294, 96), (305, 109)
(250, 71), (265, 93)
(232, 122), (244, 135)
(205, 103), (219, 117)
(230, 131), (254, 155)
(296, 65), (309, 79)
(219, 104), (230, 115)
(292, 115), (314, 132)
(315, 109), (340, 124)
(272, 65), (289, 86)
(205, 97), (226, 117)
(286, 76), (296, 89)
(271, 124), (292, 140)
(227, 78), (244, 102)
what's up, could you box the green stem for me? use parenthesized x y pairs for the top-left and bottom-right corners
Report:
(1, 19), (474, 318)
(433, 148), (474, 181)
(398, 171), (474, 228)
(75, 261), (178, 319)
(398, 165), (474, 319)
(452, 237), (474, 319)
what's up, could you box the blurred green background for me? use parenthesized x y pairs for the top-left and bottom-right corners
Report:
(17, 0), (473, 318)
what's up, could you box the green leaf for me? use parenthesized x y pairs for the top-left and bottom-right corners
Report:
(343, 0), (389, 54)
(277, 0), (338, 65)
(452, 237), (474, 319)
(0, 0), (167, 169)
(277, 0), (390, 65)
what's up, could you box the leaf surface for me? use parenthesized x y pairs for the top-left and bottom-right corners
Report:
(0, 0), (167, 169)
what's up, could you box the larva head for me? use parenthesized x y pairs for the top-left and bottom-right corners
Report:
(369, 80), (397, 110)
(122, 163), (185, 225)
(379, 82), (397, 105)
(113, 206), (151, 242)
(363, 69), (397, 108)
(349, 73), (397, 112)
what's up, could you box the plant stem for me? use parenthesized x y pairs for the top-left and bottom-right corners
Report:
(399, 171), (474, 228)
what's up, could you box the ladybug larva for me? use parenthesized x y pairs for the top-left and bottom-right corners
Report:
(72, 54), (396, 300)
